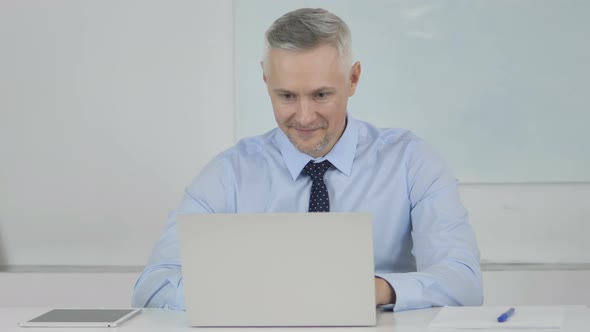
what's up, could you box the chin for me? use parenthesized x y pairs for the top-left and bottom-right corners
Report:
(288, 133), (330, 156)
(304, 144), (329, 157)
(297, 144), (316, 154)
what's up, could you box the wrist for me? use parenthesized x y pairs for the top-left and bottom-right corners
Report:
(375, 277), (396, 305)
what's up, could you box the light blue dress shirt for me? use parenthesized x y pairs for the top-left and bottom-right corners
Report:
(131, 117), (483, 311)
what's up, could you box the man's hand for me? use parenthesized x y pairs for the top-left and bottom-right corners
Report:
(374, 277), (396, 305)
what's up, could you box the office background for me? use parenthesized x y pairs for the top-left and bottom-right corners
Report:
(1, 0), (589, 307)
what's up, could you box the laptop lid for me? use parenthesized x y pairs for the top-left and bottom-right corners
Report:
(177, 212), (376, 327)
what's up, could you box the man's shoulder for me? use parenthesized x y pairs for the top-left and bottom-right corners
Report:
(216, 128), (281, 161)
(354, 118), (422, 147)
(353, 118), (449, 176)
(353, 118), (439, 164)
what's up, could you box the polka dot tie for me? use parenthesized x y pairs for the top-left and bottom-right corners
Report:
(302, 160), (333, 212)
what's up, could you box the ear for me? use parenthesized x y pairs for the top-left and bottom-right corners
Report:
(260, 61), (267, 83)
(348, 61), (361, 96)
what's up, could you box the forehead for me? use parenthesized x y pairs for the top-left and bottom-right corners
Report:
(265, 44), (347, 88)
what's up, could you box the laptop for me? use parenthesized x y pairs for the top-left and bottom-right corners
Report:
(177, 212), (377, 327)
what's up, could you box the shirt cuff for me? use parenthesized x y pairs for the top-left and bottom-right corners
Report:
(375, 272), (433, 312)
(166, 275), (186, 311)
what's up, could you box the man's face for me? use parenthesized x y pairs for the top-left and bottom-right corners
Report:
(263, 44), (360, 158)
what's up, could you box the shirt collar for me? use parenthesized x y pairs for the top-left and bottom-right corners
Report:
(277, 116), (358, 181)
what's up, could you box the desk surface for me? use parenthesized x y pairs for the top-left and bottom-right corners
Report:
(2, 306), (589, 331)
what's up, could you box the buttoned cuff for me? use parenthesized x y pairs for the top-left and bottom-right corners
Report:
(375, 272), (433, 312)
(166, 275), (186, 311)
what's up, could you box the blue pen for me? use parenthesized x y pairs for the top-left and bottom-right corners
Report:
(497, 307), (516, 322)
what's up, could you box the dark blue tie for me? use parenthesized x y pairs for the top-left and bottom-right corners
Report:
(303, 160), (333, 212)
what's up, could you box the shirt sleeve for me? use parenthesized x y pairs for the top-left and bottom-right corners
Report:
(131, 156), (233, 310)
(376, 138), (483, 312)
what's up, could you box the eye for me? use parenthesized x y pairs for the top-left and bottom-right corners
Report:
(314, 91), (330, 100)
(280, 93), (294, 100)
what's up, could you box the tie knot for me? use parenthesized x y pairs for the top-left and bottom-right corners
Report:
(303, 160), (332, 181)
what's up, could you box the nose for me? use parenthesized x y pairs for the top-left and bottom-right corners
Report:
(294, 98), (315, 126)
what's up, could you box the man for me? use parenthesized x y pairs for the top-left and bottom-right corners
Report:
(132, 8), (483, 311)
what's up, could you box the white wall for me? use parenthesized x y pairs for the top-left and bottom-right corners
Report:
(461, 184), (590, 264)
(0, 0), (234, 266)
(483, 269), (590, 307)
(0, 272), (138, 308)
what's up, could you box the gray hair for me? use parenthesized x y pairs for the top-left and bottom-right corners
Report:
(263, 8), (353, 71)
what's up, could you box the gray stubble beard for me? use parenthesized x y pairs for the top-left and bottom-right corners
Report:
(287, 132), (331, 158)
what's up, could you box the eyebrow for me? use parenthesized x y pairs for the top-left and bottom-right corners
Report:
(271, 87), (336, 95)
(272, 88), (294, 94)
(311, 87), (336, 94)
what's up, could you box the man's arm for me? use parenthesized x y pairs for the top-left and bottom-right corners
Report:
(131, 157), (231, 309)
(131, 210), (187, 309)
(376, 139), (483, 311)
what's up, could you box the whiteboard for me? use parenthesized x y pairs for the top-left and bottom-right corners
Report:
(235, 0), (590, 183)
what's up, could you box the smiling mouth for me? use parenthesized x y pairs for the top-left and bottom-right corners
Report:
(294, 127), (319, 136)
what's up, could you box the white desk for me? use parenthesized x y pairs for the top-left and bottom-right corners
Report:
(2, 306), (589, 331)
